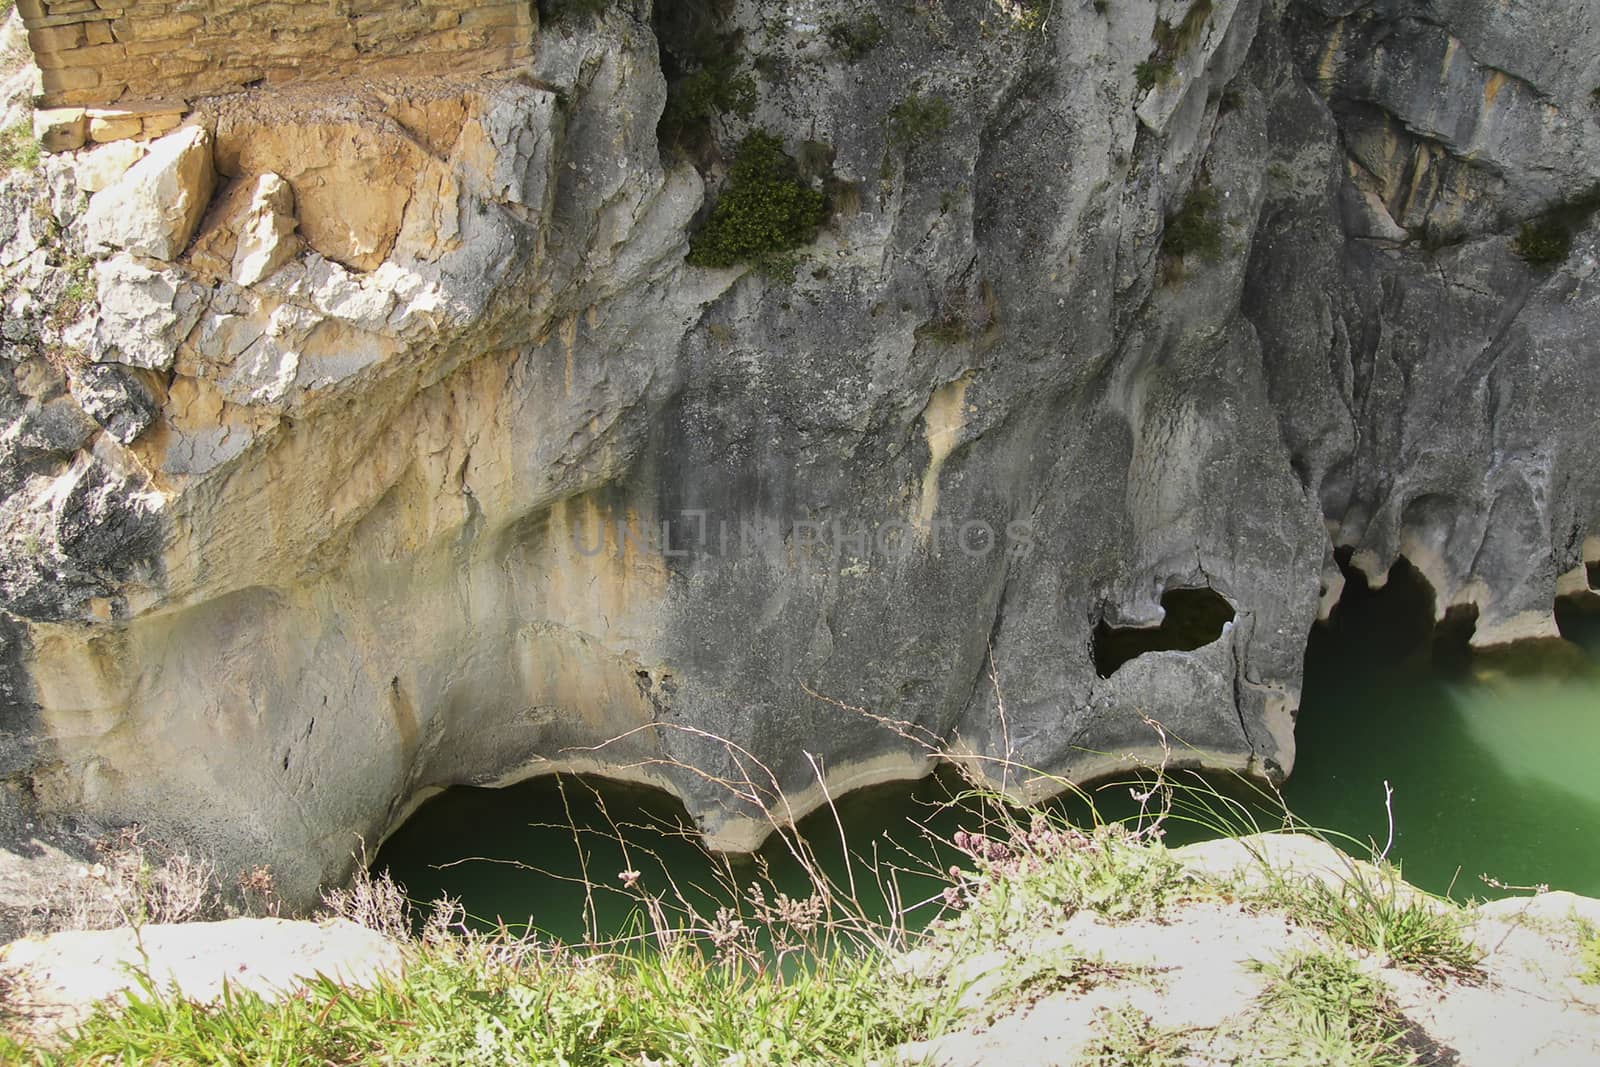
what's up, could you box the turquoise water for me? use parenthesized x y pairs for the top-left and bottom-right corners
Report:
(1278, 562), (1600, 900)
(377, 562), (1600, 937)
(377, 770), (983, 943)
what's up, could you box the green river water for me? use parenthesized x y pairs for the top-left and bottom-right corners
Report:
(377, 561), (1600, 941)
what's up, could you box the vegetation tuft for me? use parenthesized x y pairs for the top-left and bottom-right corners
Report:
(825, 14), (886, 61)
(1078, 1002), (1189, 1066)
(1512, 186), (1600, 268)
(686, 131), (826, 271)
(0, 121), (39, 173)
(1136, 59), (1175, 91)
(1162, 184), (1224, 263)
(1139, 0), (1212, 92)
(1255, 862), (1480, 979)
(655, 0), (757, 156)
(1578, 920), (1600, 985)
(886, 92), (952, 154)
(1514, 217), (1574, 267)
(1245, 950), (1418, 1066)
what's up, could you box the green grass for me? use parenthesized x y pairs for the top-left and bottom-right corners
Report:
(0, 768), (1512, 1064)
(1246, 950), (1417, 1066)
(686, 131), (826, 271)
(932, 817), (1190, 955)
(1, 932), (958, 1066)
(1257, 861), (1480, 980)
(0, 121), (39, 173)
(1077, 1003), (1189, 1066)
(1578, 920), (1600, 984)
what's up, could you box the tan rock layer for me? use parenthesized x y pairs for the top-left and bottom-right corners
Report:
(16, 0), (537, 109)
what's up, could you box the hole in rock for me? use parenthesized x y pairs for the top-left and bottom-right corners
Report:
(1092, 587), (1236, 678)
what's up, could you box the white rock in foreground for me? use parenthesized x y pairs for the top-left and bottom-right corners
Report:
(0, 917), (403, 1038)
(73, 140), (150, 195)
(84, 125), (216, 261)
(232, 173), (301, 286)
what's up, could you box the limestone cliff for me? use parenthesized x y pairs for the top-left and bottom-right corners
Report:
(1, 0), (1597, 904)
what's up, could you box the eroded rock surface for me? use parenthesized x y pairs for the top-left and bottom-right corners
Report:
(0, 2), (1597, 904)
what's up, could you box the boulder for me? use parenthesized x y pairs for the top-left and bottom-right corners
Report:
(232, 173), (301, 286)
(72, 139), (148, 194)
(186, 172), (302, 286)
(71, 364), (158, 444)
(83, 124), (216, 261)
(212, 103), (428, 272)
(89, 254), (207, 371)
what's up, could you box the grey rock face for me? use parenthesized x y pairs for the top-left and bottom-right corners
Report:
(0, 0), (1596, 904)
(70, 365), (157, 445)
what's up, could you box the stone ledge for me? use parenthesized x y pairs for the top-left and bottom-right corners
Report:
(32, 99), (190, 153)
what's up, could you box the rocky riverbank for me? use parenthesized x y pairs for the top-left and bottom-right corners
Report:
(2, 830), (1597, 1064)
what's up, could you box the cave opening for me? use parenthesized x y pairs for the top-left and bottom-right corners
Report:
(373, 770), (985, 941)
(1303, 551), (1472, 683)
(374, 553), (1600, 934)
(1091, 587), (1237, 678)
(1284, 549), (1600, 899)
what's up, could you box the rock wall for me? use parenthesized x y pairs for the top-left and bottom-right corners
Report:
(18, 0), (536, 108)
(1, 0), (1598, 905)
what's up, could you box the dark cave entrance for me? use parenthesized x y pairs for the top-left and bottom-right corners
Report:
(1091, 587), (1237, 678)
(1284, 548), (1600, 899)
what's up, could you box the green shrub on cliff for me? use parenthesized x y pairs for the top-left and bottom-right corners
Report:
(655, 1), (758, 154)
(1514, 217), (1573, 267)
(686, 132), (826, 270)
(1513, 185), (1600, 268)
(1163, 184), (1224, 262)
(1138, 0), (1212, 93)
(886, 92), (952, 153)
